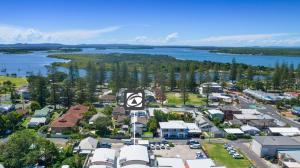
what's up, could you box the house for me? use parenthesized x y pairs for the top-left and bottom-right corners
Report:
(224, 128), (244, 137)
(74, 137), (98, 154)
(50, 104), (89, 133)
(268, 127), (300, 136)
(89, 113), (106, 124)
(119, 145), (149, 167)
(249, 120), (277, 129)
(240, 125), (260, 136)
(0, 104), (15, 113)
(206, 109), (224, 121)
(130, 110), (147, 117)
(198, 82), (223, 95)
(228, 119), (243, 127)
(159, 120), (201, 139)
(33, 106), (54, 118)
(219, 105), (241, 120)
(233, 109), (274, 126)
(251, 136), (300, 157)
(278, 150), (300, 168)
(196, 116), (212, 132)
(99, 94), (116, 103)
(209, 93), (232, 103)
(131, 116), (148, 136)
(156, 157), (185, 168)
(88, 148), (116, 168)
(112, 106), (128, 126)
(28, 117), (47, 127)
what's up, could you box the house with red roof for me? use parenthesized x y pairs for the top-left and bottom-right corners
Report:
(50, 104), (89, 133)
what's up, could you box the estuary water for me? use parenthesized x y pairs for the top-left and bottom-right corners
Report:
(1, 47), (300, 76)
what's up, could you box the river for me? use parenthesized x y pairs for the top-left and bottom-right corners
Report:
(1, 47), (300, 77)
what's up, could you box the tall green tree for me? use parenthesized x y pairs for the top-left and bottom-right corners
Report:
(168, 65), (176, 91)
(188, 64), (196, 91)
(179, 64), (189, 105)
(141, 64), (150, 88)
(230, 58), (237, 82)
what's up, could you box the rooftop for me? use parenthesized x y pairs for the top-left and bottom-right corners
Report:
(253, 136), (300, 146)
(186, 159), (216, 168)
(50, 104), (89, 128)
(207, 109), (224, 115)
(119, 145), (149, 164)
(157, 157), (185, 168)
(90, 148), (116, 164)
(224, 128), (244, 134)
(268, 127), (300, 136)
(159, 120), (188, 129)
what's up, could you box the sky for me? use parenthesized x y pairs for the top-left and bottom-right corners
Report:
(0, 0), (300, 46)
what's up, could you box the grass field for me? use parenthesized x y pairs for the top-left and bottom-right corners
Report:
(166, 92), (206, 106)
(0, 76), (28, 88)
(203, 143), (252, 168)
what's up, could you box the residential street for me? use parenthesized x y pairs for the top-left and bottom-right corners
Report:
(238, 96), (300, 128)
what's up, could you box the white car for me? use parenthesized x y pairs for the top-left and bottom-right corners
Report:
(189, 144), (201, 149)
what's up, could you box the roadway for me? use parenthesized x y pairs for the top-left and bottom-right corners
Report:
(237, 96), (300, 128)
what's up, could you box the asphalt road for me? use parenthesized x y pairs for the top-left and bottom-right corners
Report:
(232, 141), (270, 168)
(238, 96), (300, 128)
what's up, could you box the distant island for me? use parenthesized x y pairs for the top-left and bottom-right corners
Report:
(192, 47), (300, 56)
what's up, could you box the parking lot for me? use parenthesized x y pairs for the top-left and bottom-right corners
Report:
(152, 144), (205, 160)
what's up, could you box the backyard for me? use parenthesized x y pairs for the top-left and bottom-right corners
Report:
(203, 143), (252, 168)
(166, 92), (206, 106)
(0, 76), (28, 88)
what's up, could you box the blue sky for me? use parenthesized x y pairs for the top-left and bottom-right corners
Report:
(0, 0), (300, 46)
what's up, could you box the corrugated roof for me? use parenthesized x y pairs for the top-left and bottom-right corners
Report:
(254, 136), (300, 146)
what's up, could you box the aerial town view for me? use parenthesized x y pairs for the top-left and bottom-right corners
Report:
(1, 0), (300, 168)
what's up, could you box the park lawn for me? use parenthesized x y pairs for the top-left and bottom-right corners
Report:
(166, 92), (205, 106)
(203, 143), (252, 168)
(0, 76), (27, 88)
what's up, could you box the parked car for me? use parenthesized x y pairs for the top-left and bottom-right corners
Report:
(233, 153), (243, 159)
(187, 140), (199, 145)
(190, 143), (201, 149)
(150, 144), (155, 150)
(123, 139), (133, 145)
(99, 142), (112, 148)
(228, 150), (237, 155)
(156, 144), (161, 150)
(166, 144), (170, 150)
(160, 144), (166, 149)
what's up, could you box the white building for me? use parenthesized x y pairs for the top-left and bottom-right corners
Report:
(198, 82), (223, 95)
(119, 145), (149, 167)
(240, 125), (260, 136)
(156, 157), (185, 168)
(268, 127), (300, 136)
(27, 117), (47, 127)
(224, 128), (244, 137)
(251, 136), (300, 157)
(88, 148), (116, 168)
(74, 137), (98, 154)
(186, 159), (225, 168)
(207, 109), (224, 121)
(159, 120), (201, 139)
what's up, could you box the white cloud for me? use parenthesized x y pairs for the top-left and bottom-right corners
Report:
(133, 32), (179, 44)
(165, 32), (178, 42)
(184, 33), (300, 46)
(0, 24), (121, 44)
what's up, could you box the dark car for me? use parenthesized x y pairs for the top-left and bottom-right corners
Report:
(99, 142), (112, 148)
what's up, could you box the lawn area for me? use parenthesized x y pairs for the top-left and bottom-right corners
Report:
(203, 143), (252, 168)
(166, 92), (206, 106)
(0, 76), (28, 88)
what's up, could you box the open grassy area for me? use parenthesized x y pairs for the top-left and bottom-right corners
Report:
(0, 76), (27, 88)
(166, 92), (206, 106)
(203, 143), (252, 168)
